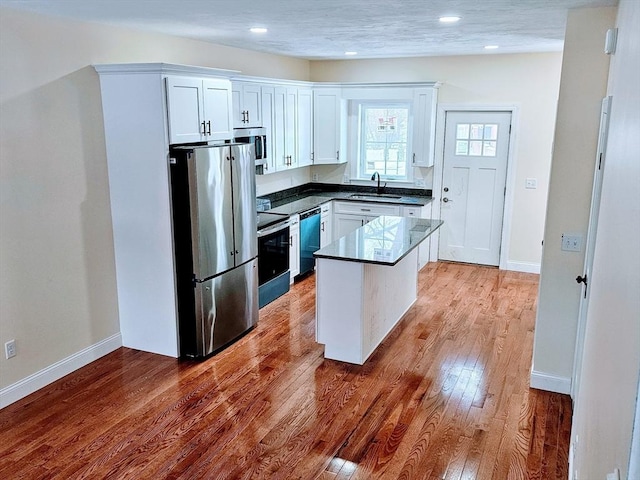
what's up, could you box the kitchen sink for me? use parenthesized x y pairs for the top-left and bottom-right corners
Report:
(349, 193), (403, 200)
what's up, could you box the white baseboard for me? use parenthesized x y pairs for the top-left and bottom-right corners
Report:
(506, 261), (541, 274)
(0, 333), (122, 409)
(530, 369), (572, 394)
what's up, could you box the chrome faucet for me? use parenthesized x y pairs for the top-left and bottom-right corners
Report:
(371, 171), (386, 194)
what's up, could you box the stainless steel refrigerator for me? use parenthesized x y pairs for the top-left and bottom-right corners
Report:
(170, 143), (258, 358)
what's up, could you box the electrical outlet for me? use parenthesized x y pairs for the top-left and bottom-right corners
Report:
(312, 173), (319, 182)
(342, 174), (350, 184)
(561, 234), (583, 252)
(525, 178), (538, 189)
(415, 178), (426, 187)
(5, 339), (16, 359)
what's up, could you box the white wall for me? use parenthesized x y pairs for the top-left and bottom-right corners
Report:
(571, 0), (640, 477)
(0, 7), (309, 395)
(532, 7), (617, 392)
(310, 52), (563, 268)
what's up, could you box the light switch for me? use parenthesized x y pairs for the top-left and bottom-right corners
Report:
(561, 234), (583, 252)
(525, 178), (537, 189)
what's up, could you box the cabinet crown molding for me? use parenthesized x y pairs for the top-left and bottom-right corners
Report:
(93, 62), (240, 77)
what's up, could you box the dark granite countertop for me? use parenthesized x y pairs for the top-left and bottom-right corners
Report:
(314, 216), (443, 266)
(260, 183), (433, 216)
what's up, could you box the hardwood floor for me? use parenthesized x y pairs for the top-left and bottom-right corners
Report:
(0, 262), (571, 479)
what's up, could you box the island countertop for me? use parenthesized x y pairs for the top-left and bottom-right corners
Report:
(314, 216), (443, 266)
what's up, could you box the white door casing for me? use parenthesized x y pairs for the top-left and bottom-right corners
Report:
(438, 111), (512, 266)
(571, 96), (613, 400)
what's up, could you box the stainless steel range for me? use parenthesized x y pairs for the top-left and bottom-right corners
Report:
(256, 200), (290, 308)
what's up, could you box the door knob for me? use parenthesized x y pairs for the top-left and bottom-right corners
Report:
(442, 197), (452, 203)
(576, 274), (588, 298)
(443, 187), (449, 192)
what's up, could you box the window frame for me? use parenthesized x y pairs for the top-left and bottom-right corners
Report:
(348, 99), (415, 184)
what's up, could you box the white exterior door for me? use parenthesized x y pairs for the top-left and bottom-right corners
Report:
(439, 111), (511, 266)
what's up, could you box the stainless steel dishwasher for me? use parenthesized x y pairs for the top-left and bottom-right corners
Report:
(299, 207), (321, 277)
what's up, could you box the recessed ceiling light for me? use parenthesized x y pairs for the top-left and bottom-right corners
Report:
(345, 51), (358, 56)
(484, 45), (499, 50)
(249, 27), (267, 34)
(439, 16), (461, 23)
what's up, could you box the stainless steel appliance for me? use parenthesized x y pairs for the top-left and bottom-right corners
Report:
(257, 214), (290, 308)
(170, 143), (258, 358)
(233, 127), (267, 174)
(299, 207), (321, 277)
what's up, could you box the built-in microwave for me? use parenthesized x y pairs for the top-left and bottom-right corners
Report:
(233, 127), (267, 174)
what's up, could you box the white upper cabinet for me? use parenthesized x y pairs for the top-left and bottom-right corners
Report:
(411, 87), (438, 168)
(274, 86), (299, 171)
(260, 85), (276, 174)
(313, 88), (346, 164)
(166, 76), (233, 144)
(297, 87), (314, 167)
(232, 82), (262, 128)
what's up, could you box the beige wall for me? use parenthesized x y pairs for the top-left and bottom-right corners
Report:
(0, 7), (309, 390)
(532, 7), (616, 386)
(571, 0), (640, 476)
(309, 53), (562, 267)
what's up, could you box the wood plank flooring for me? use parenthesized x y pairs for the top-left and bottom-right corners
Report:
(0, 262), (572, 479)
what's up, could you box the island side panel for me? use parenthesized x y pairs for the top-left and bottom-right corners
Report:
(362, 249), (419, 362)
(316, 258), (365, 364)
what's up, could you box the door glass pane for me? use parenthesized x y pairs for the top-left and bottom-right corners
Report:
(482, 141), (497, 156)
(456, 140), (469, 155)
(470, 124), (484, 140)
(469, 141), (483, 156)
(484, 124), (498, 140)
(456, 123), (470, 139)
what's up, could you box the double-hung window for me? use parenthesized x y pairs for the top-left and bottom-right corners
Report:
(356, 102), (412, 182)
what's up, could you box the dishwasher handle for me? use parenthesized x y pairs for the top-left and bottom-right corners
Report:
(299, 207), (321, 221)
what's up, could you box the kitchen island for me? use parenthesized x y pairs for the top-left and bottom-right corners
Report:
(313, 216), (443, 364)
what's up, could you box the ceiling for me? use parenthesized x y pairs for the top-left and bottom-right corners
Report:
(0, 0), (618, 59)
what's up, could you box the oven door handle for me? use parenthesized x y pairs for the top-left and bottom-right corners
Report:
(257, 220), (290, 238)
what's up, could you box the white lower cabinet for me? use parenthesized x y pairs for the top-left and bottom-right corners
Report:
(330, 200), (434, 270)
(333, 213), (369, 240)
(402, 204), (433, 270)
(332, 201), (401, 241)
(289, 214), (300, 281)
(320, 202), (333, 248)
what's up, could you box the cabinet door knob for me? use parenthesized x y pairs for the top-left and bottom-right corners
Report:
(206, 121), (211, 135)
(201, 121), (206, 135)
